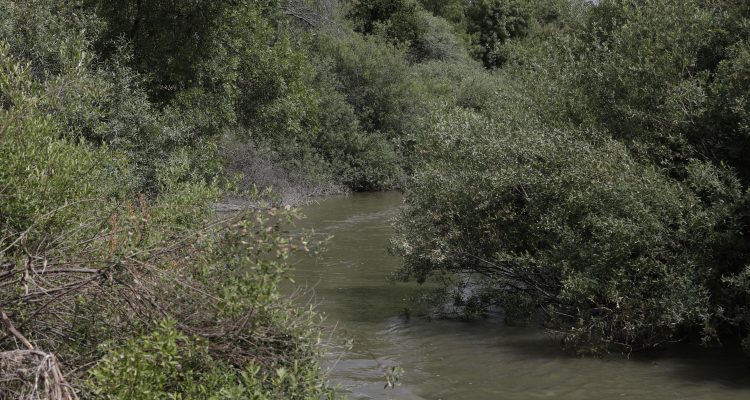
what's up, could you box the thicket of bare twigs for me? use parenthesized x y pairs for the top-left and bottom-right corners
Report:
(221, 136), (347, 207)
(0, 199), (332, 398)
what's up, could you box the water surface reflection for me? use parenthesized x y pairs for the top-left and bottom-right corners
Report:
(289, 192), (750, 400)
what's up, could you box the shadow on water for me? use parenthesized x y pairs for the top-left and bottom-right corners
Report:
(474, 320), (750, 388)
(631, 343), (750, 389)
(380, 314), (750, 399)
(509, 329), (750, 388)
(432, 311), (750, 387)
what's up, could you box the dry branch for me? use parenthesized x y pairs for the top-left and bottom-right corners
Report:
(0, 350), (77, 400)
(1, 203), (314, 394)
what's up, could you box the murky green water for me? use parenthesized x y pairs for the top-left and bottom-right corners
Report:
(289, 192), (750, 400)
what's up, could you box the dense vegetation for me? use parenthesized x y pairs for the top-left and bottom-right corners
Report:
(1, 0), (749, 397)
(0, 0), (347, 398)
(391, 0), (750, 355)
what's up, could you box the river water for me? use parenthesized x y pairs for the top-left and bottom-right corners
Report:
(289, 192), (750, 400)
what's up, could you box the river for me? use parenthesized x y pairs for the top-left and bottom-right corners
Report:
(289, 192), (750, 400)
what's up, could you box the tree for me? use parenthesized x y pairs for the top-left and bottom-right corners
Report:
(348, 0), (428, 50)
(393, 109), (738, 353)
(418, 0), (467, 24)
(466, 0), (531, 68)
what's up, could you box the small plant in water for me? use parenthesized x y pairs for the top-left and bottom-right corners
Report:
(384, 366), (404, 389)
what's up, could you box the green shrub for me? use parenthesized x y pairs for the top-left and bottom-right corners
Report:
(89, 319), (334, 399)
(700, 41), (750, 182)
(0, 0), (104, 78)
(87, 320), (230, 399)
(313, 33), (428, 139)
(466, 0), (532, 68)
(416, 11), (473, 63)
(577, 0), (714, 162)
(347, 0), (428, 49)
(418, 0), (467, 25)
(0, 42), (128, 236)
(390, 0), (750, 354)
(393, 109), (738, 353)
(87, 320), (333, 400)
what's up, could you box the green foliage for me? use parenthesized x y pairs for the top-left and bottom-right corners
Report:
(393, 0), (750, 355)
(0, 42), (128, 235)
(417, 11), (473, 63)
(308, 32), (438, 188)
(87, 0), (417, 193)
(418, 0), (467, 24)
(65, 200), (332, 398)
(701, 41), (750, 181)
(348, 0), (428, 48)
(88, 319), (333, 400)
(1, 1), (339, 398)
(87, 320), (229, 399)
(214, 360), (335, 400)
(0, 0), (104, 78)
(91, 0), (345, 191)
(578, 0), (714, 161)
(92, 0), (279, 103)
(723, 263), (750, 353)
(394, 109), (738, 352)
(466, 0), (532, 68)
(314, 33), (425, 140)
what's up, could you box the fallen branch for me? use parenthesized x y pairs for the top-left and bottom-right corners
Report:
(1, 311), (77, 400)
(1, 310), (34, 350)
(0, 349), (77, 400)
